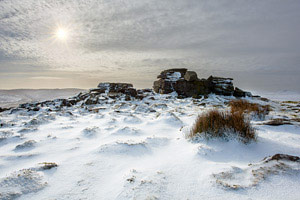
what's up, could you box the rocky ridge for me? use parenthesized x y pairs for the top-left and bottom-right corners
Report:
(153, 68), (251, 98)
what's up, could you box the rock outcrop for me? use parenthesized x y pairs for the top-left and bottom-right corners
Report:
(1, 70), (254, 114)
(90, 83), (137, 97)
(97, 83), (136, 96)
(153, 68), (251, 98)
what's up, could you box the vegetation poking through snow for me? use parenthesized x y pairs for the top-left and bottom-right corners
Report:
(189, 109), (256, 143)
(39, 162), (58, 170)
(229, 99), (270, 119)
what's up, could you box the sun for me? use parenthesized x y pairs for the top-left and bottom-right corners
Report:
(55, 28), (68, 40)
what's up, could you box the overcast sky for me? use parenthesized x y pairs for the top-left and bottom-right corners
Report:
(0, 0), (300, 92)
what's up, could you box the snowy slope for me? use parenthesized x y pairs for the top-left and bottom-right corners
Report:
(0, 92), (300, 200)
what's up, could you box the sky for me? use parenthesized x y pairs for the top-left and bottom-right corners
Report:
(0, 0), (300, 92)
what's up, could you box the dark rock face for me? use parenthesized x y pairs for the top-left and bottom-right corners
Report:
(0, 107), (9, 113)
(97, 83), (137, 97)
(233, 87), (252, 98)
(153, 68), (251, 97)
(184, 71), (198, 81)
(208, 76), (234, 96)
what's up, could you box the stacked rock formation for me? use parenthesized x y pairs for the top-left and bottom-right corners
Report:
(94, 83), (137, 97)
(153, 68), (251, 97)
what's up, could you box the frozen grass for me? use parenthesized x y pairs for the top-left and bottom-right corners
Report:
(189, 109), (256, 143)
(229, 99), (270, 119)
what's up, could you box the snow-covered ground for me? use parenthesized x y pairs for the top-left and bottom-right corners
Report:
(0, 92), (300, 199)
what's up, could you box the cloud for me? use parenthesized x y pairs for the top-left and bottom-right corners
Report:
(29, 76), (63, 80)
(0, 0), (300, 91)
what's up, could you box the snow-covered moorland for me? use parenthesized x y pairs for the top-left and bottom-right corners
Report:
(0, 90), (300, 200)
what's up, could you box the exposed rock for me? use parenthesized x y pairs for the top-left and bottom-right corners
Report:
(84, 96), (99, 105)
(97, 82), (137, 97)
(31, 107), (40, 112)
(263, 118), (293, 126)
(59, 99), (69, 107)
(233, 87), (252, 97)
(125, 95), (131, 101)
(135, 95), (145, 100)
(0, 107), (9, 112)
(138, 88), (152, 93)
(125, 88), (138, 97)
(208, 76), (234, 96)
(153, 68), (250, 97)
(98, 82), (132, 92)
(184, 71), (198, 81)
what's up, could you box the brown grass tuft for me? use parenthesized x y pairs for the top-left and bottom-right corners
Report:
(229, 99), (270, 119)
(189, 109), (256, 143)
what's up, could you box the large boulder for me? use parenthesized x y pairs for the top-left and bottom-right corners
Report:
(153, 69), (211, 97)
(184, 71), (198, 81)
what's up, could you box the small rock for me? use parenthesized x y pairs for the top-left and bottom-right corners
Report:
(125, 95), (131, 101)
(264, 118), (292, 126)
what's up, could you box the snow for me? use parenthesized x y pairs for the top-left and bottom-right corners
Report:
(165, 72), (182, 81)
(0, 93), (300, 199)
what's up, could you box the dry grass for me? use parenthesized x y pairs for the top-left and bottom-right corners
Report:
(229, 99), (270, 119)
(190, 109), (256, 143)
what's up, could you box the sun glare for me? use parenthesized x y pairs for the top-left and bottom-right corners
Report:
(56, 28), (68, 40)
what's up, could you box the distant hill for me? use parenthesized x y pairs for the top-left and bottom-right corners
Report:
(0, 89), (86, 108)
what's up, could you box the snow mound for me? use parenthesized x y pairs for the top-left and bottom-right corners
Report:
(112, 127), (141, 136)
(14, 140), (37, 152)
(123, 115), (142, 124)
(117, 170), (169, 200)
(98, 141), (151, 156)
(82, 126), (100, 138)
(0, 169), (47, 199)
(155, 112), (183, 126)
